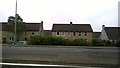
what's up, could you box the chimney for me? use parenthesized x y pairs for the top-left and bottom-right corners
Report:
(39, 21), (44, 36)
(70, 21), (72, 25)
(41, 21), (43, 25)
(41, 21), (43, 29)
(102, 25), (105, 29)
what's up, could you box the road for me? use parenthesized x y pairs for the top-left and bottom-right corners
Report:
(2, 46), (119, 67)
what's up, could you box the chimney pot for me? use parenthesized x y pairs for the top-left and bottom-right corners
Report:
(102, 25), (105, 29)
(70, 22), (72, 25)
(41, 21), (43, 23)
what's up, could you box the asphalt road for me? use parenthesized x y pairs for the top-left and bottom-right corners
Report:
(2, 46), (118, 57)
(2, 46), (119, 67)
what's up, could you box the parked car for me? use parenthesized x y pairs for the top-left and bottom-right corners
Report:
(16, 41), (28, 45)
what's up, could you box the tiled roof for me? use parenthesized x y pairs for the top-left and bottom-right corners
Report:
(105, 27), (120, 40)
(52, 23), (93, 32)
(0, 22), (42, 31)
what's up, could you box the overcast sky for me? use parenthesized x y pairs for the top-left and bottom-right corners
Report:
(0, 0), (119, 31)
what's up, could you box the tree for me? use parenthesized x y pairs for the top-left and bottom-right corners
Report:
(7, 14), (26, 41)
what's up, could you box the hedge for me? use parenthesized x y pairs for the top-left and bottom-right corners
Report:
(29, 35), (119, 46)
(29, 35), (89, 46)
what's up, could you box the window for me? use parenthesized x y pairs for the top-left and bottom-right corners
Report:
(57, 32), (59, 35)
(40, 30), (43, 32)
(85, 32), (87, 36)
(3, 38), (6, 43)
(3, 38), (6, 40)
(73, 32), (76, 36)
(112, 40), (115, 43)
(10, 37), (11, 40)
(85, 39), (87, 41)
(9, 37), (13, 41)
(32, 32), (34, 34)
(25, 32), (27, 34)
(79, 32), (81, 36)
(25, 38), (27, 41)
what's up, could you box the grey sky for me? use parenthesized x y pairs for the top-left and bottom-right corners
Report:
(0, 0), (119, 31)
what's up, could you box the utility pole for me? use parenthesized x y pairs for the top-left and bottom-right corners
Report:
(14, 0), (17, 44)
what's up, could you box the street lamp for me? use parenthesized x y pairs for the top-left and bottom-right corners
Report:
(14, 0), (17, 44)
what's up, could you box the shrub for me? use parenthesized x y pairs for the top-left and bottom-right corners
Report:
(115, 40), (120, 47)
(92, 39), (117, 47)
(71, 39), (89, 46)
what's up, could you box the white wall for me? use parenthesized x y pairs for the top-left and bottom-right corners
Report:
(100, 26), (109, 41)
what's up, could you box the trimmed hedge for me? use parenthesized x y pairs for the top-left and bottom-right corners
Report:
(29, 35), (119, 46)
(29, 35), (89, 46)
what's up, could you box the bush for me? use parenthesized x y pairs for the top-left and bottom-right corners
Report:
(92, 39), (116, 47)
(71, 39), (89, 46)
(115, 40), (120, 47)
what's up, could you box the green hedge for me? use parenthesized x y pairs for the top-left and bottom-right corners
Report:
(29, 35), (89, 46)
(29, 35), (119, 46)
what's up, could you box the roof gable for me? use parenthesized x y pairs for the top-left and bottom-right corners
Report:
(52, 24), (93, 32)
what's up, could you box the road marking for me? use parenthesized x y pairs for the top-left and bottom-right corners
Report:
(0, 62), (100, 68)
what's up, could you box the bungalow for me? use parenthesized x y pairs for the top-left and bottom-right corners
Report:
(52, 22), (93, 42)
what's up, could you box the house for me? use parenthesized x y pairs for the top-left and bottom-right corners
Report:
(100, 25), (120, 43)
(52, 22), (93, 42)
(1, 21), (43, 43)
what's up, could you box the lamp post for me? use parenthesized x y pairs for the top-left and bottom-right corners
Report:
(14, 0), (17, 44)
